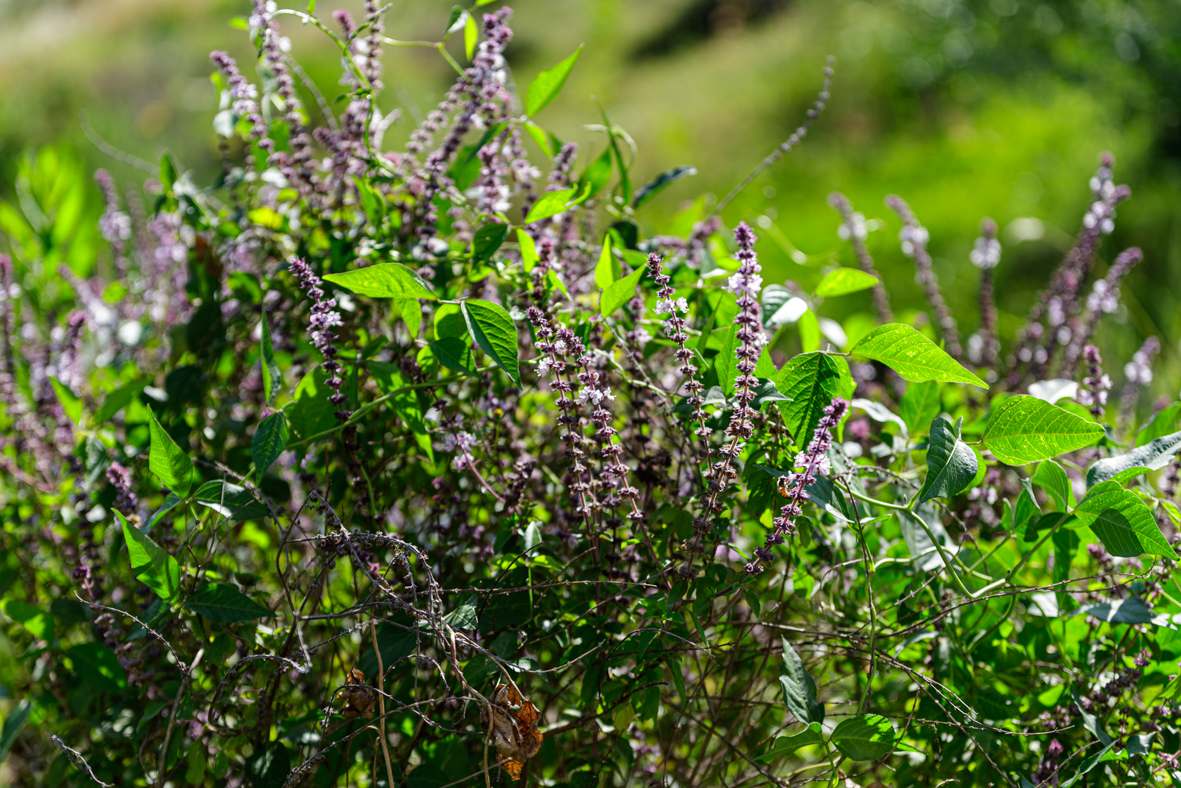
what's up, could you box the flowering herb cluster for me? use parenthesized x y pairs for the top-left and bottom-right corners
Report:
(2, 5), (1181, 788)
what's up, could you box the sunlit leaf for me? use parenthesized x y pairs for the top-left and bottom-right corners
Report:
(815, 267), (879, 297)
(525, 45), (583, 116)
(461, 299), (519, 385)
(322, 263), (436, 300)
(983, 395), (1104, 465)
(850, 323), (986, 388)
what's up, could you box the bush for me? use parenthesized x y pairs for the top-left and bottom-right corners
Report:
(1, 3), (1179, 787)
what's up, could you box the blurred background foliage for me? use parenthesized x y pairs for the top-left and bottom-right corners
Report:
(1, 0), (1179, 393)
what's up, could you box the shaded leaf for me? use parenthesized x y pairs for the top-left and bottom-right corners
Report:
(95, 380), (148, 424)
(252, 412), (288, 480)
(0, 600), (54, 641)
(899, 381), (940, 436)
(119, 510), (181, 601)
(185, 584), (275, 622)
(1032, 459), (1073, 510)
(68, 642), (127, 692)
(632, 165), (697, 209)
(756, 723), (824, 763)
(430, 337), (478, 376)
(193, 481), (269, 521)
(917, 417), (977, 504)
(1086, 428), (1181, 487)
(148, 409), (195, 497)
(830, 715), (896, 761)
(779, 638), (824, 725)
(472, 221), (509, 261)
(850, 323), (986, 388)
(461, 299), (519, 384)
(1071, 481), (1173, 557)
(774, 352), (855, 444)
(1070, 596), (1156, 625)
(0, 699), (32, 764)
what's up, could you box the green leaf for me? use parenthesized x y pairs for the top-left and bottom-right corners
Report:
(186, 739), (207, 785)
(594, 235), (620, 288)
(852, 398), (908, 438)
(430, 338), (478, 376)
(50, 377), (82, 424)
(322, 263), (436, 300)
(259, 306), (281, 407)
(68, 642), (127, 692)
(252, 412), (288, 479)
(0, 699), (32, 764)
(600, 265), (645, 318)
(95, 380), (148, 424)
(193, 481), (270, 521)
(798, 308), (820, 351)
(632, 165), (696, 209)
(120, 511), (181, 601)
(830, 715), (897, 761)
(525, 45), (583, 116)
(471, 221), (509, 261)
(461, 299), (520, 384)
(286, 369), (336, 439)
(983, 395), (1105, 465)
(1086, 428), (1181, 487)
(716, 325), (740, 395)
(773, 352), (855, 445)
(523, 121), (553, 157)
(757, 723), (825, 763)
(815, 267), (879, 297)
(779, 638), (824, 725)
(517, 228), (539, 273)
(1070, 596), (1156, 625)
(148, 409), (195, 498)
(392, 296), (422, 338)
(0, 600), (54, 641)
(463, 11), (478, 60)
(1137, 402), (1181, 446)
(1033, 459), (1074, 510)
(917, 417), (977, 504)
(185, 584), (275, 623)
(1071, 481), (1173, 557)
(576, 148), (613, 201)
(524, 187), (576, 223)
(850, 323), (986, 388)
(443, 596), (479, 630)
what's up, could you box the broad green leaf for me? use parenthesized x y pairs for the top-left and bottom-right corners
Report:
(471, 221), (509, 261)
(461, 299), (520, 384)
(525, 45), (583, 116)
(193, 481), (269, 521)
(900, 381), (940, 435)
(120, 511), (181, 601)
(322, 263), (436, 300)
(1072, 481), (1173, 557)
(1032, 459), (1073, 510)
(368, 362), (435, 461)
(774, 352), (855, 445)
(756, 723), (824, 763)
(50, 377), (82, 424)
(830, 715), (897, 761)
(463, 11), (478, 59)
(358, 620), (420, 677)
(186, 739), (207, 785)
(1070, 597), (1156, 625)
(850, 323), (986, 388)
(148, 409), (195, 498)
(779, 638), (824, 725)
(917, 417), (977, 504)
(983, 395), (1104, 465)
(259, 306), (281, 407)
(523, 120), (553, 156)
(815, 267), (879, 297)
(68, 642), (127, 692)
(430, 338), (478, 376)
(632, 165), (697, 209)
(286, 369), (336, 439)
(576, 147), (613, 201)
(252, 412), (288, 479)
(392, 296), (422, 338)
(525, 187), (576, 223)
(517, 229), (539, 273)
(600, 266), (645, 318)
(1086, 428), (1181, 487)
(594, 235), (620, 288)
(434, 302), (466, 340)
(0, 600), (54, 641)
(443, 596), (479, 629)
(1137, 402), (1181, 446)
(95, 380), (148, 424)
(798, 308), (820, 351)
(185, 584), (275, 622)
(0, 699), (32, 763)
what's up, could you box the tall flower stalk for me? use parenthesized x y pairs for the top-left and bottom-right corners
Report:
(746, 398), (848, 574)
(1063, 247), (1143, 371)
(968, 218), (1001, 370)
(887, 195), (961, 358)
(689, 222), (764, 555)
(290, 259), (349, 421)
(829, 192), (891, 324)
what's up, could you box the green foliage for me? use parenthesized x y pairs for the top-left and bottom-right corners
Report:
(983, 395), (1105, 465)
